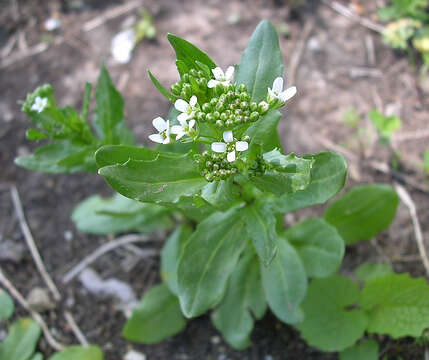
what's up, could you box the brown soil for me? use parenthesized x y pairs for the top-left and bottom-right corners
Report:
(1, 0), (429, 359)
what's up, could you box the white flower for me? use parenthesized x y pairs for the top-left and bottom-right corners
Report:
(211, 130), (248, 162)
(175, 95), (198, 123)
(268, 77), (297, 103)
(171, 119), (196, 140)
(207, 66), (234, 88)
(148, 117), (170, 144)
(31, 97), (48, 113)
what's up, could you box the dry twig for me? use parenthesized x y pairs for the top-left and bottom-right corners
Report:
(82, 0), (144, 32)
(394, 183), (429, 277)
(322, 0), (385, 33)
(10, 185), (61, 301)
(62, 234), (155, 284)
(64, 311), (89, 346)
(394, 129), (429, 142)
(0, 267), (65, 351)
(287, 19), (314, 87)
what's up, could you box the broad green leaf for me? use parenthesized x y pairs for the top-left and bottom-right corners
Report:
(48, 346), (103, 360)
(26, 128), (47, 140)
(177, 207), (246, 317)
(243, 202), (278, 266)
(296, 276), (368, 352)
(167, 33), (216, 70)
(339, 339), (379, 360)
(201, 178), (239, 210)
(161, 225), (193, 295)
(172, 194), (215, 222)
(72, 193), (171, 235)
(30, 353), (43, 360)
(324, 185), (399, 244)
(96, 145), (207, 205)
(123, 284), (186, 344)
(261, 238), (307, 324)
(0, 289), (14, 321)
(369, 109), (401, 139)
(148, 70), (177, 102)
(0, 318), (41, 360)
(355, 263), (393, 284)
(212, 250), (266, 349)
(360, 273), (429, 338)
(285, 218), (344, 278)
(94, 65), (133, 145)
(272, 152), (347, 213)
(251, 151), (314, 196)
(235, 20), (283, 102)
(245, 109), (282, 152)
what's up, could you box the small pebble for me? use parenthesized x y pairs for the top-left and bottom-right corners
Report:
(124, 350), (146, 360)
(0, 238), (26, 263)
(211, 335), (221, 345)
(44, 18), (61, 31)
(27, 287), (55, 312)
(64, 230), (73, 242)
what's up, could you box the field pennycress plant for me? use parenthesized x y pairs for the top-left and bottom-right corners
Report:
(16, 20), (429, 359)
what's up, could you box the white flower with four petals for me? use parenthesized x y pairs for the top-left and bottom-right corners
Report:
(268, 77), (297, 103)
(31, 97), (48, 113)
(175, 95), (198, 123)
(148, 117), (170, 144)
(211, 130), (248, 162)
(207, 66), (234, 88)
(171, 118), (196, 140)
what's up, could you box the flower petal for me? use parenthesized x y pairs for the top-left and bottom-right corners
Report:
(227, 151), (236, 162)
(177, 112), (190, 123)
(267, 88), (276, 99)
(225, 66), (234, 81)
(189, 95), (197, 108)
(207, 79), (219, 88)
(236, 141), (249, 152)
(175, 131), (185, 140)
(212, 67), (224, 80)
(272, 77), (284, 93)
(149, 133), (165, 143)
(211, 142), (226, 153)
(223, 130), (233, 143)
(174, 99), (189, 113)
(152, 117), (167, 132)
(163, 135), (171, 144)
(170, 125), (183, 134)
(279, 86), (297, 102)
(189, 119), (196, 129)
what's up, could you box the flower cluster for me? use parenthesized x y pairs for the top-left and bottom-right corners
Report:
(149, 63), (297, 182)
(194, 83), (268, 130)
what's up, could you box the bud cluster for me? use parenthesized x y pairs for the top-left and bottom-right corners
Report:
(194, 83), (269, 130)
(171, 69), (209, 101)
(247, 154), (267, 178)
(195, 151), (238, 182)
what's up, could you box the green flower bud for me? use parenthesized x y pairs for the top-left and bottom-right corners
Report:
(215, 120), (223, 128)
(250, 102), (258, 111)
(214, 84), (224, 96)
(206, 113), (215, 123)
(202, 103), (211, 113)
(220, 113), (228, 121)
(250, 111), (260, 122)
(239, 92), (250, 101)
(242, 135), (251, 142)
(210, 98), (218, 106)
(202, 151), (209, 157)
(213, 111), (220, 119)
(235, 115), (243, 124)
(206, 161), (212, 168)
(240, 101), (249, 109)
(225, 119), (234, 127)
(243, 116), (249, 123)
(234, 109), (242, 116)
(258, 101), (269, 114)
(189, 69), (198, 77)
(182, 83), (192, 98)
(197, 112), (206, 122)
(171, 82), (182, 95)
(219, 94), (227, 102)
(197, 70), (204, 78)
(226, 90), (234, 99)
(227, 84), (235, 92)
(215, 102), (224, 112)
(229, 104), (235, 111)
(205, 173), (213, 182)
(182, 73), (190, 83)
(238, 84), (247, 92)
